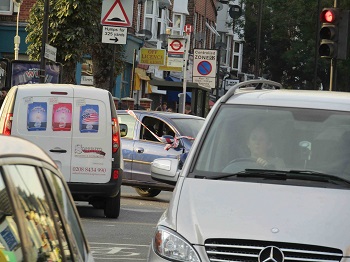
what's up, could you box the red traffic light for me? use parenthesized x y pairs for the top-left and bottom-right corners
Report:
(320, 8), (338, 23)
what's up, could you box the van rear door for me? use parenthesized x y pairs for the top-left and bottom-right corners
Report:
(12, 85), (73, 182)
(70, 88), (112, 183)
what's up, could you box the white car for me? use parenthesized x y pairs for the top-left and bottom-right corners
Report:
(0, 135), (94, 261)
(148, 79), (350, 262)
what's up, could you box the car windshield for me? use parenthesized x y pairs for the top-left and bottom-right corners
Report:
(193, 105), (350, 182)
(172, 118), (205, 138)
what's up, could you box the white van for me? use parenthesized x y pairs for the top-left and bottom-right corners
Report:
(0, 84), (127, 218)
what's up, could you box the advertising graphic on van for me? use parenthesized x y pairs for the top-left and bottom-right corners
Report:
(27, 102), (47, 131)
(80, 104), (99, 132)
(52, 103), (72, 131)
(74, 144), (106, 158)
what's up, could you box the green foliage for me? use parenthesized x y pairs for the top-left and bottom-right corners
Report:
(241, 0), (350, 90)
(26, 0), (125, 88)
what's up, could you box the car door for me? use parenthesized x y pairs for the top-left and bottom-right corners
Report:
(12, 86), (73, 182)
(118, 112), (140, 181)
(131, 115), (183, 183)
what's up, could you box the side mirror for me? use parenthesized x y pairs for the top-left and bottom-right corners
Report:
(119, 123), (128, 137)
(151, 158), (180, 185)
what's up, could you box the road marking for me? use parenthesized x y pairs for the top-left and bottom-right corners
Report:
(89, 242), (149, 261)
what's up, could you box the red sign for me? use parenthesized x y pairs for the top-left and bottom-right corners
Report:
(184, 24), (194, 34)
(169, 40), (183, 51)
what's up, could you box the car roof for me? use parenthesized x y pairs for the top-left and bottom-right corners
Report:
(117, 110), (205, 119)
(0, 135), (56, 166)
(15, 83), (95, 89)
(223, 89), (350, 111)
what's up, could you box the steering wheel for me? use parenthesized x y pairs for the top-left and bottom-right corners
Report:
(228, 157), (258, 165)
(223, 157), (275, 173)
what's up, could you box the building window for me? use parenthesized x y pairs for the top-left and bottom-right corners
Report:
(234, 42), (240, 52)
(0, 0), (13, 15)
(233, 55), (239, 69)
(143, 0), (169, 41)
(172, 14), (184, 35)
(232, 41), (242, 71)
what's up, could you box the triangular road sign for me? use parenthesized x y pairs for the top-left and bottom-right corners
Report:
(101, 0), (131, 27)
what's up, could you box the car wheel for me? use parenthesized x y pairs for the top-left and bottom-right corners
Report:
(135, 187), (161, 197)
(104, 192), (121, 218)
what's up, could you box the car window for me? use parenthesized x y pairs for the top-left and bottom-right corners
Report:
(141, 116), (174, 141)
(118, 114), (136, 139)
(0, 169), (24, 261)
(43, 168), (87, 261)
(4, 164), (73, 261)
(172, 118), (204, 138)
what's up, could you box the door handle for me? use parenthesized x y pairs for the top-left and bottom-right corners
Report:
(136, 147), (144, 153)
(50, 149), (67, 153)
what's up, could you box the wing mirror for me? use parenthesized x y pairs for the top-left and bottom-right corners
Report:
(119, 123), (128, 137)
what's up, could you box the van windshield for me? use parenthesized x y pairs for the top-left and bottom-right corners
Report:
(193, 105), (350, 182)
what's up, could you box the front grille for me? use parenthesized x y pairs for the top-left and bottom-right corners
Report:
(204, 239), (343, 262)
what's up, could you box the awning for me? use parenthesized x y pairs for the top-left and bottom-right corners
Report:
(134, 68), (151, 91)
(167, 91), (191, 102)
(135, 68), (150, 81)
(172, 0), (189, 14)
(206, 22), (220, 37)
(149, 79), (211, 92)
(165, 75), (181, 82)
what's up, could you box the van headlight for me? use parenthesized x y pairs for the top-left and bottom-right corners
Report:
(153, 226), (201, 262)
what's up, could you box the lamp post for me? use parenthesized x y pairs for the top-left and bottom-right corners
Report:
(40, 0), (50, 83)
(13, 0), (23, 60)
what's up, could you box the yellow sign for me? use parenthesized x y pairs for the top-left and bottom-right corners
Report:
(159, 57), (183, 72)
(139, 48), (166, 66)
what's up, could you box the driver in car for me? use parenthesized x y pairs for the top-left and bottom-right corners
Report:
(247, 125), (285, 169)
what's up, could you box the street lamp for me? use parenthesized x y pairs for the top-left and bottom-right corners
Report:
(13, 0), (23, 60)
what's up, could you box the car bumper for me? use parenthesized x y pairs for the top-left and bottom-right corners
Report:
(68, 170), (123, 200)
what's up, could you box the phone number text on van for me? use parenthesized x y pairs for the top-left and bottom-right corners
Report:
(72, 167), (107, 175)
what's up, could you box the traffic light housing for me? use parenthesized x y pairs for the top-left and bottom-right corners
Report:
(319, 8), (350, 59)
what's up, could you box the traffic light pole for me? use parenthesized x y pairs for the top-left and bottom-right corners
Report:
(329, 0), (338, 91)
(329, 58), (337, 91)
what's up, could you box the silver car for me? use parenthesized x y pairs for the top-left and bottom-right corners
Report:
(148, 80), (350, 262)
(0, 135), (94, 262)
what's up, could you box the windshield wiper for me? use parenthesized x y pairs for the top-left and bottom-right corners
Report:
(199, 169), (350, 186)
(200, 169), (288, 180)
(288, 170), (350, 185)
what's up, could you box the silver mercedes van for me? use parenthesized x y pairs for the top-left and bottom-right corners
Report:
(148, 80), (350, 262)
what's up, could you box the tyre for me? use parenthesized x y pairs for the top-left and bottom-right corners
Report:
(135, 187), (161, 197)
(104, 192), (121, 218)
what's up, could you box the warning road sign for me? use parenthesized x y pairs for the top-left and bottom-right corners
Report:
(193, 49), (217, 78)
(101, 0), (132, 27)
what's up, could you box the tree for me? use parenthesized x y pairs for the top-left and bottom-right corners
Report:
(240, 0), (350, 90)
(26, 0), (125, 91)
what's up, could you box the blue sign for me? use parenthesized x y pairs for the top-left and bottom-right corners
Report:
(197, 61), (212, 76)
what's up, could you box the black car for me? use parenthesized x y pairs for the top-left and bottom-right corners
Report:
(117, 110), (205, 197)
